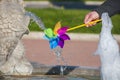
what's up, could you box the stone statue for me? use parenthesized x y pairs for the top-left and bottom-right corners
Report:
(95, 13), (120, 80)
(0, 0), (33, 75)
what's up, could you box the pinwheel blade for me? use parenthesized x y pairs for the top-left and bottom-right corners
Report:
(59, 34), (70, 40)
(57, 27), (68, 35)
(49, 37), (59, 49)
(44, 28), (54, 38)
(58, 38), (64, 48)
(54, 21), (61, 35)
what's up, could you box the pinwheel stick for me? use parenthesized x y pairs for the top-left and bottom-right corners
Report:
(67, 19), (102, 31)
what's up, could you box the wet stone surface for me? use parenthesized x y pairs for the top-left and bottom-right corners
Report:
(0, 75), (100, 80)
(32, 62), (100, 76)
(0, 63), (100, 80)
(0, 77), (85, 80)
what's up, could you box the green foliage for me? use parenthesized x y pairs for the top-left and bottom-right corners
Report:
(26, 8), (120, 34)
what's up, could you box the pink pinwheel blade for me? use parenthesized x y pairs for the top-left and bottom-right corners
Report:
(57, 27), (68, 35)
(58, 38), (64, 48)
(59, 34), (70, 40)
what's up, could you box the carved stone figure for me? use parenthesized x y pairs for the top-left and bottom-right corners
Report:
(0, 0), (33, 75)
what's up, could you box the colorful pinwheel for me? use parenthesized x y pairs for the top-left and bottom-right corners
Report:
(44, 19), (102, 49)
(44, 21), (70, 49)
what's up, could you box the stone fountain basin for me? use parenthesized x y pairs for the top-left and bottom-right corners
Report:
(32, 62), (100, 76)
(0, 62), (100, 80)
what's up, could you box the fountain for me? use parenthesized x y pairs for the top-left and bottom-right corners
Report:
(95, 13), (120, 80)
(0, 0), (101, 80)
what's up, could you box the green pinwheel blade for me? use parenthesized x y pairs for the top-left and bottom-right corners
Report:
(44, 28), (54, 38)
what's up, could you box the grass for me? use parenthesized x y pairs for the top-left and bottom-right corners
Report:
(26, 8), (120, 34)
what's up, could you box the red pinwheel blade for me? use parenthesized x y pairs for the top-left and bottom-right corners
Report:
(57, 27), (68, 35)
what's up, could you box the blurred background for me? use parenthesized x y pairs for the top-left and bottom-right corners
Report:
(24, 0), (120, 34)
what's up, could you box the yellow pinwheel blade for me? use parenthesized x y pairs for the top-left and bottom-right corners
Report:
(54, 21), (61, 35)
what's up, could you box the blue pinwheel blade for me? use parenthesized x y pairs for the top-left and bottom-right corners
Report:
(49, 37), (59, 49)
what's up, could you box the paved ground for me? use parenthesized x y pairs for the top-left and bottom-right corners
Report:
(23, 39), (100, 68)
(22, 32), (120, 68)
